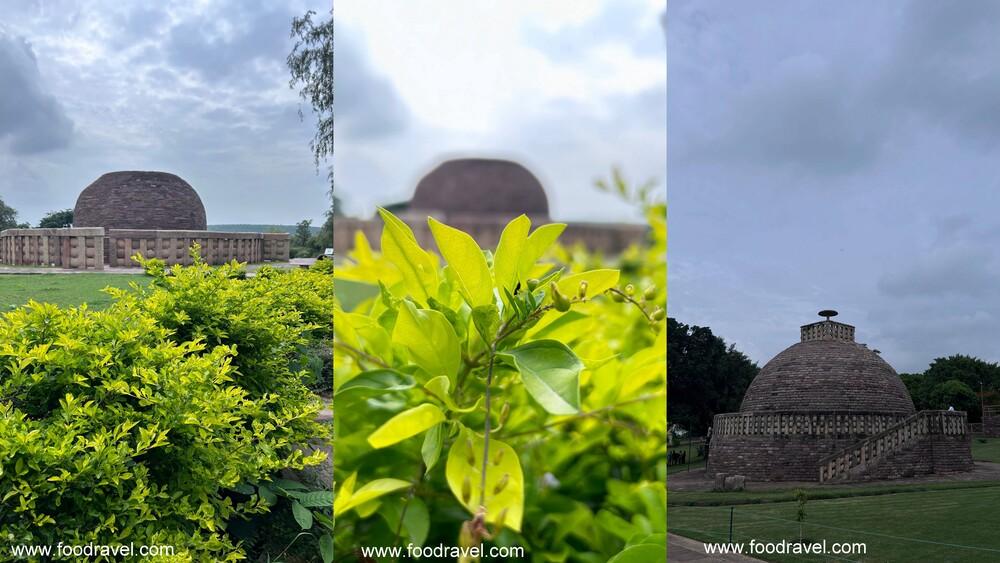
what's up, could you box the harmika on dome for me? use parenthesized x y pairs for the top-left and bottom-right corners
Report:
(708, 311), (972, 482)
(74, 171), (208, 231)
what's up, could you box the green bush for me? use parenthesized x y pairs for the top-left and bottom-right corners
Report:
(0, 251), (331, 561)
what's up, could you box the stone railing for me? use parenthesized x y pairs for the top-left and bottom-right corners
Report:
(0, 228), (105, 270)
(106, 230), (290, 266)
(817, 410), (967, 482)
(0, 228), (289, 269)
(712, 411), (907, 438)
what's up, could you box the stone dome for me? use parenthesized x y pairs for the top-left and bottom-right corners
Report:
(740, 321), (915, 415)
(410, 158), (549, 218)
(74, 171), (207, 231)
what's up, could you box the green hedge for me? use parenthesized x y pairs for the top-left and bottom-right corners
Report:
(0, 252), (332, 561)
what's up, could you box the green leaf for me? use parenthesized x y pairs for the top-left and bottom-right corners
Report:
(607, 544), (664, 563)
(334, 477), (411, 516)
(517, 223), (566, 284)
(258, 484), (277, 506)
(378, 208), (438, 302)
(424, 376), (480, 413)
(292, 501), (314, 530)
(428, 217), (494, 307)
(556, 269), (620, 300)
(368, 403), (446, 449)
(445, 428), (524, 532)
(336, 369), (414, 396)
(498, 339), (582, 415)
(392, 301), (461, 380)
(296, 491), (334, 508)
(379, 496), (430, 548)
(421, 422), (444, 474)
(319, 533), (334, 563)
(493, 214), (531, 293)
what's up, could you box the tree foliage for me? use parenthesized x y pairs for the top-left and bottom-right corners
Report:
(288, 10), (333, 175)
(666, 319), (758, 435)
(0, 197), (29, 230)
(902, 354), (1000, 422)
(38, 208), (74, 228)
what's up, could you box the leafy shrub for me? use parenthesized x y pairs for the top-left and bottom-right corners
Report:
(333, 202), (666, 561)
(0, 251), (331, 561)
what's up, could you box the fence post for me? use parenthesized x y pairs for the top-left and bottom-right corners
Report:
(729, 506), (734, 543)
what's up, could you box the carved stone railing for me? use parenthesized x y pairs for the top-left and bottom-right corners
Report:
(712, 411), (907, 438)
(817, 410), (967, 482)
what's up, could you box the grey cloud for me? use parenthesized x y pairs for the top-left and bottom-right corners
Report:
(523, 0), (664, 61)
(0, 32), (73, 154)
(684, 53), (885, 176)
(334, 31), (409, 140)
(164, 0), (297, 84)
(875, 0), (1000, 149)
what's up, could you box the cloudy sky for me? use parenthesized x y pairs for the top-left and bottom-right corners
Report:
(335, 0), (666, 222)
(669, 1), (1000, 373)
(1, 0), (329, 226)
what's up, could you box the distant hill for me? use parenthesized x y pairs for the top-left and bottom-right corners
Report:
(209, 224), (321, 235)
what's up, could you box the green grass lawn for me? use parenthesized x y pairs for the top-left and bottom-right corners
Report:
(0, 274), (150, 311)
(670, 483), (1000, 562)
(972, 437), (1000, 462)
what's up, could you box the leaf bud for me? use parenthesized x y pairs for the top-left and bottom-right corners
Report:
(462, 476), (472, 504)
(644, 285), (657, 300)
(466, 439), (476, 466)
(493, 473), (510, 494)
(550, 282), (571, 312)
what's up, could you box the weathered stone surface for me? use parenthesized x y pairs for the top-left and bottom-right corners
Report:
(410, 158), (549, 221)
(74, 171), (208, 231)
(714, 473), (728, 491)
(724, 475), (746, 491)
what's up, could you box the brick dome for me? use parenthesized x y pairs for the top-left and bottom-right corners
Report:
(74, 171), (207, 231)
(410, 158), (549, 219)
(740, 322), (915, 415)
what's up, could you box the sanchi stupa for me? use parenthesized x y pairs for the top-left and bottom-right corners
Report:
(0, 171), (289, 270)
(708, 311), (973, 482)
(332, 157), (648, 254)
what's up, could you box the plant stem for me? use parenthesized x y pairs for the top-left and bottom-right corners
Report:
(502, 392), (666, 439)
(605, 287), (656, 322)
(332, 339), (390, 369)
(479, 345), (497, 509)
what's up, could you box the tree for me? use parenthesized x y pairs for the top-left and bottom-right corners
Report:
(903, 355), (1000, 422)
(288, 9), (332, 186)
(667, 318), (759, 434)
(0, 197), (29, 230)
(38, 209), (74, 228)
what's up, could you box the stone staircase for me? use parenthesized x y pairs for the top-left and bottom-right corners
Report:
(818, 410), (969, 482)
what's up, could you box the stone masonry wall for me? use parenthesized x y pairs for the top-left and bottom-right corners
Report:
(709, 434), (859, 481)
(857, 434), (973, 480)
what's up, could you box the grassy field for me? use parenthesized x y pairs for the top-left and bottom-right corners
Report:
(0, 274), (150, 311)
(670, 482), (1000, 562)
(972, 437), (1000, 462)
